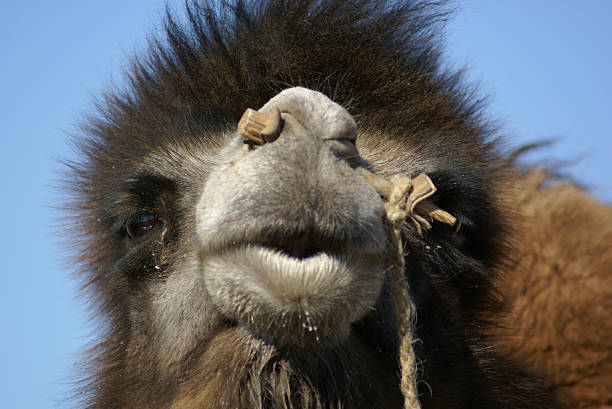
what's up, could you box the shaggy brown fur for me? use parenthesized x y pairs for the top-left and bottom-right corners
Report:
(63, 0), (609, 408)
(498, 170), (612, 409)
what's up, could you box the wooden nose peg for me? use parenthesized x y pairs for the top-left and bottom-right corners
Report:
(238, 107), (282, 146)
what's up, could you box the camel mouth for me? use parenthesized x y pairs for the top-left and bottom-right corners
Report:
(205, 242), (384, 302)
(199, 225), (369, 260)
(202, 241), (388, 345)
(269, 233), (326, 260)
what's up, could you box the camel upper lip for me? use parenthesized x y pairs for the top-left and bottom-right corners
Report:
(205, 232), (343, 260)
(199, 223), (382, 261)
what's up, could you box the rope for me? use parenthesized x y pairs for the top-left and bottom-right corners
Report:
(385, 176), (422, 409)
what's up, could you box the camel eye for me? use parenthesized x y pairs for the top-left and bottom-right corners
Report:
(126, 213), (158, 238)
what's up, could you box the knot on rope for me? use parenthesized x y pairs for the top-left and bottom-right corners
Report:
(385, 175), (413, 224)
(384, 173), (441, 236)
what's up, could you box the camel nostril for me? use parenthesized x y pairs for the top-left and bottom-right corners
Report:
(326, 138), (359, 162)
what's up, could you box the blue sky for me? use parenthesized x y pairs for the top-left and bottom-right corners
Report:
(1, 1), (610, 408)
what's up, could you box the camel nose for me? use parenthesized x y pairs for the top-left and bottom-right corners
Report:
(239, 87), (358, 159)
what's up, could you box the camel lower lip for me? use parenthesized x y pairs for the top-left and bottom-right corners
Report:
(202, 245), (387, 344)
(205, 245), (358, 302)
